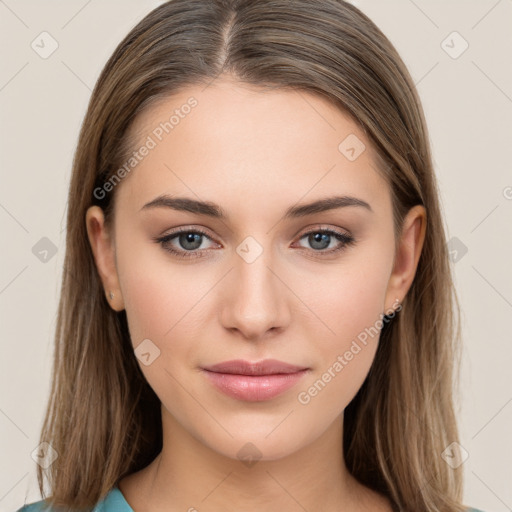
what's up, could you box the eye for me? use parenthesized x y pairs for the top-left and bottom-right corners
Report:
(293, 227), (355, 256)
(154, 226), (355, 260)
(153, 227), (219, 259)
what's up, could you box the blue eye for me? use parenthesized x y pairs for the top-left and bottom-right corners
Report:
(154, 228), (216, 259)
(296, 229), (355, 253)
(154, 227), (355, 259)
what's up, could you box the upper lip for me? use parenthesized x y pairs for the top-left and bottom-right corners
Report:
(202, 359), (309, 376)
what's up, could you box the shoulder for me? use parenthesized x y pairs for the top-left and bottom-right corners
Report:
(15, 487), (133, 512)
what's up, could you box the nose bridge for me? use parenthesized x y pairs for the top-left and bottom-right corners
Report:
(221, 235), (290, 339)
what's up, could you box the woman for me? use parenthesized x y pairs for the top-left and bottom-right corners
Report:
(16, 1), (484, 511)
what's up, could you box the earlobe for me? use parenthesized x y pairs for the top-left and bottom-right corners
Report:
(384, 205), (427, 312)
(85, 206), (125, 311)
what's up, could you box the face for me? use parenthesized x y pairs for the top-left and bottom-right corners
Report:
(86, 76), (425, 462)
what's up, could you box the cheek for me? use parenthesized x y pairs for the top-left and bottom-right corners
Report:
(303, 248), (393, 348)
(120, 270), (173, 345)
(295, 243), (393, 409)
(115, 236), (219, 361)
(115, 233), (182, 345)
(115, 243), (208, 407)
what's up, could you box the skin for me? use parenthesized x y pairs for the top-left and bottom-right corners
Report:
(86, 76), (426, 512)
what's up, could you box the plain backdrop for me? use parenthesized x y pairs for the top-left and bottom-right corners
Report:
(1, 1), (511, 511)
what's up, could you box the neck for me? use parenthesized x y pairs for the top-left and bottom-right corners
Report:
(119, 405), (391, 512)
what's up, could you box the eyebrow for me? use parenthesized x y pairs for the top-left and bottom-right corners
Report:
(140, 194), (373, 219)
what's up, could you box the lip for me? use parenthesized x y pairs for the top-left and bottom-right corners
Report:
(201, 359), (310, 402)
(202, 359), (308, 375)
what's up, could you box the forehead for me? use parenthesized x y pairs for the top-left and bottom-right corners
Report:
(116, 78), (390, 218)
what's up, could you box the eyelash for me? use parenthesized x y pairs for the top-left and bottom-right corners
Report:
(153, 226), (356, 260)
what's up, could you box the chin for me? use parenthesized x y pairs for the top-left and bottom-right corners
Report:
(194, 422), (317, 465)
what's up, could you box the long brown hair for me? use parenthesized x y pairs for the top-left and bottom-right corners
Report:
(34, 1), (465, 510)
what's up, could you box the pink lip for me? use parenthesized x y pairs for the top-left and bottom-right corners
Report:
(201, 359), (310, 402)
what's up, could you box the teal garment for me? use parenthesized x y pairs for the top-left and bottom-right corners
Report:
(16, 486), (133, 512)
(16, 488), (485, 512)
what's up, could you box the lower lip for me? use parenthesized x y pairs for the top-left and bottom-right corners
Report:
(202, 369), (309, 402)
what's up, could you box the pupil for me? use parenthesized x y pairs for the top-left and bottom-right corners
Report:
(181, 233), (201, 250)
(311, 232), (329, 250)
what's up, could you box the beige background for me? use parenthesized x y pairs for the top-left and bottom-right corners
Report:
(1, 1), (511, 511)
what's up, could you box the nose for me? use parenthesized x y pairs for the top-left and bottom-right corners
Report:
(220, 246), (291, 341)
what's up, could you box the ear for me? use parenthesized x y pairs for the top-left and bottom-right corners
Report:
(85, 206), (125, 311)
(384, 204), (426, 312)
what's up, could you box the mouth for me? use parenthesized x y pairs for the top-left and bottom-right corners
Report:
(202, 358), (309, 375)
(201, 359), (310, 402)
